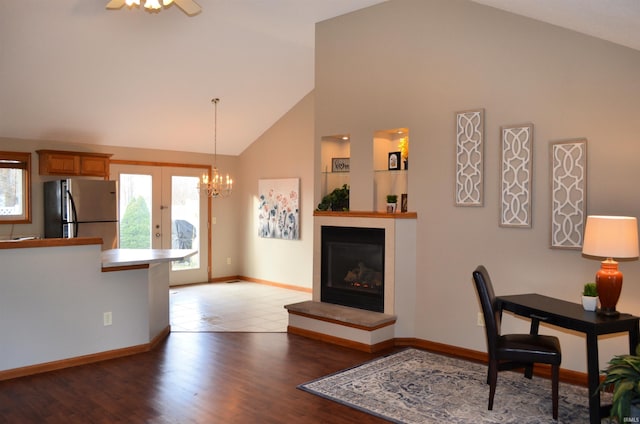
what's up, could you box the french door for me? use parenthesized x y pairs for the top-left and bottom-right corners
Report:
(110, 163), (209, 286)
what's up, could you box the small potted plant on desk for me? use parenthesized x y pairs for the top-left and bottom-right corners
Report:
(582, 282), (598, 311)
(386, 194), (398, 213)
(599, 344), (640, 422)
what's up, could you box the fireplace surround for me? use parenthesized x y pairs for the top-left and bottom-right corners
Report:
(285, 212), (416, 351)
(312, 211), (417, 336)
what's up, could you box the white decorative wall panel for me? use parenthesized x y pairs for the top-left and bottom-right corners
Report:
(500, 124), (533, 227)
(550, 139), (587, 249)
(455, 109), (484, 206)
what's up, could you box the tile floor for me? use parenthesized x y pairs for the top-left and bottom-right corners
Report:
(169, 280), (311, 332)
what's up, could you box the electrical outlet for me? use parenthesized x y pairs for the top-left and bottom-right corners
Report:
(103, 312), (112, 326)
(477, 312), (484, 327)
(212, 217), (217, 224)
(227, 257), (231, 265)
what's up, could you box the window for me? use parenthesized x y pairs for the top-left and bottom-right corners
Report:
(0, 151), (31, 223)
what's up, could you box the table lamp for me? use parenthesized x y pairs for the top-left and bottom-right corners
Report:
(582, 215), (639, 317)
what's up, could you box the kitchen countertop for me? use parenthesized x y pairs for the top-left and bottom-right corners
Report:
(0, 238), (197, 270)
(101, 248), (197, 268)
(0, 237), (102, 249)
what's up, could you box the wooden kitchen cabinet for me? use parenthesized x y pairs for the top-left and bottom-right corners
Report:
(37, 150), (112, 178)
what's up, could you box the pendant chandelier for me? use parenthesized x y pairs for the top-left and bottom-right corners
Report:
(201, 98), (233, 198)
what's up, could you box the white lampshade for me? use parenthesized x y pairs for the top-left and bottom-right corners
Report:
(582, 215), (640, 259)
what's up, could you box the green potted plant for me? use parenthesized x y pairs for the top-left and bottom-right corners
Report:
(316, 184), (349, 211)
(386, 194), (398, 213)
(599, 344), (640, 422)
(582, 282), (598, 312)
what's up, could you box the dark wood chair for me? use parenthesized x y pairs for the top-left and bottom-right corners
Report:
(472, 265), (562, 420)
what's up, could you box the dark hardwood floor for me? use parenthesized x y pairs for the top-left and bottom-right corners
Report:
(0, 333), (399, 423)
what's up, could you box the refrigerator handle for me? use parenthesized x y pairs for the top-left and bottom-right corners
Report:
(67, 190), (79, 238)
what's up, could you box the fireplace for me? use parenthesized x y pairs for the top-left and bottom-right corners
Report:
(320, 226), (385, 312)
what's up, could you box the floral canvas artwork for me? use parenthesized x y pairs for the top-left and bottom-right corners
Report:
(258, 178), (300, 240)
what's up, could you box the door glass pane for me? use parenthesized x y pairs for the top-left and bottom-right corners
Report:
(119, 174), (152, 249)
(171, 176), (200, 271)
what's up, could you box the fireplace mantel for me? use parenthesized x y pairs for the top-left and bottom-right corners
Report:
(314, 211), (417, 219)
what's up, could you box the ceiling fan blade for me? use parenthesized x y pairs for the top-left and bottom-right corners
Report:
(105, 0), (127, 9)
(173, 0), (201, 16)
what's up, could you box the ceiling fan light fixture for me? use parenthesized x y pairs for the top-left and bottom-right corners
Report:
(144, 0), (162, 10)
(106, 0), (200, 15)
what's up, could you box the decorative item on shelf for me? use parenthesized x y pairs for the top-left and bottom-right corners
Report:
(105, 0), (202, 15)
(200, 98), (233, 198)
(401, 193), (408, 213)
(388, 152), (401, 171)
(582, 215), (639, 317)
(399, 136), (409, 170)
(316, 184), (349, 211)
(331, 158), (350, 173)
(598, 344), (640, 422)
(581, 282), (598, 311)
(386, 194), (398, 213)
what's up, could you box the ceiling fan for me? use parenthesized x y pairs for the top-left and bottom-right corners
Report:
(106, 0), (201, 16)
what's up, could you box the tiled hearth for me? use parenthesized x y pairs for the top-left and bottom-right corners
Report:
(286, 211), (417, 351)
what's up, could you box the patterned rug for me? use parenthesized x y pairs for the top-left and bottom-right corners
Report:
(298, 348), (608, 423)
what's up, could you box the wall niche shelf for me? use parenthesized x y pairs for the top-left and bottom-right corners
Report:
(320, 133), (350, 201)
(318, 129), (410, 213)
(373, 128), (409, 212)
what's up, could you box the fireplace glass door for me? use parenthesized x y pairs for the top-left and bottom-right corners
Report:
(321, 226), (385, 312)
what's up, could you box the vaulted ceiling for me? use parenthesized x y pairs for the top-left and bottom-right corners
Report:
(1, 1), (638, 155)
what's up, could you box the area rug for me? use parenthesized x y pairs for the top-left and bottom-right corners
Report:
(298, 348), (606, 424)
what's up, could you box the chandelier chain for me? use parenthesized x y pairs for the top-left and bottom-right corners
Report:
(200, 97), (232, 198)
(212, 97), (219, 169)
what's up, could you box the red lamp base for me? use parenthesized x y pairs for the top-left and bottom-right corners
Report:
(595, 259), (622, 317)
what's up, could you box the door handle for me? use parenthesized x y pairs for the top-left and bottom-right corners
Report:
(155, 233), (161, 238)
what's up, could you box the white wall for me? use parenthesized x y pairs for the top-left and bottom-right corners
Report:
(0, 244), (149, 371)
(315, 0), (640, 373)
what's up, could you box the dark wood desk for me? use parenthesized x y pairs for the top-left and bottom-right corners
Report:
(496, 294), (639, 424)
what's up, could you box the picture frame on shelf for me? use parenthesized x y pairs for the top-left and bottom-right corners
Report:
(331, 157), (350, 173)
(401, 193), (408, 213)
(388, 152), (401, 170)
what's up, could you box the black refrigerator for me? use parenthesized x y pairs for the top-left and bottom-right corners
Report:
(44, 179), (119, 250)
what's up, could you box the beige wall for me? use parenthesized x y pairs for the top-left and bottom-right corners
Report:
(315, 0), (640, 372)
(237, 92), (315, 289)
(5, 0), (640, 375)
